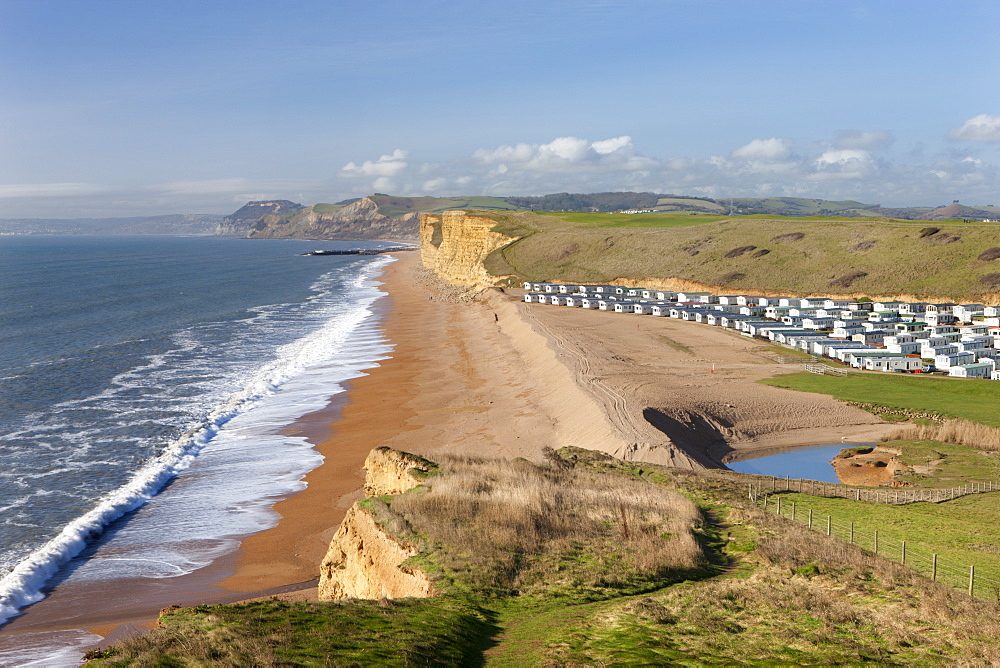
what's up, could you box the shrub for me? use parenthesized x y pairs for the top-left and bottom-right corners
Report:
(980, 273), (1000, 287)
(724, 245), (756, 258)
(829, 271), (868, 288)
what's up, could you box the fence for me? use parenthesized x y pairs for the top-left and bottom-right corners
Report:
(804, 362), (849, 376)
(745, 474), (998, 506)
(758, 491), (1000, 601)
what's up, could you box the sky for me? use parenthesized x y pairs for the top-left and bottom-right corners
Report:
(1, 0), (998, 218)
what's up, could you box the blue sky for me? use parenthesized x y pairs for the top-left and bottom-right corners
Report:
(1, 0), (998, 217)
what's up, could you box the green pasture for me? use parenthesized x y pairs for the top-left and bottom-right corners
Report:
(534, 210), (728, 228)
(891, 439), (1000, 486)
(760, 371), (1000, 428)
(772, 491), (1000, 576)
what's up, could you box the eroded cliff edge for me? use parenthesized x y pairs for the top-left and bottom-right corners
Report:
(318, 447), (436, 601)
(420, 210), (517, 288)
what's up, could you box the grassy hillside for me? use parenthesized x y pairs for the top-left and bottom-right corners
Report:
(478, 210), (1000, 300)
(90, 449), (1000, 666)
(760, 372), (1000, 428)
(370, 194), (520, 218)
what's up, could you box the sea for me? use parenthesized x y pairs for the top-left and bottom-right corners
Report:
(0, 235), (397, 664)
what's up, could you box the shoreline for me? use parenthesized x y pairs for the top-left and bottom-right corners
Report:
(0, 253), (406, 649)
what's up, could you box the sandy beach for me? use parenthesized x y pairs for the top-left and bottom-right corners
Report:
(0, 250), (896, 653)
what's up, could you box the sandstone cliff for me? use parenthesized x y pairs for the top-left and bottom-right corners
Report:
(215, 200), (303, 236)
(363, 446), (436, 497)
(317, 502), (434, 601)
(420, 211), (517, 288)
(318, 448), (435, 601)
(244, 197), (420, 241)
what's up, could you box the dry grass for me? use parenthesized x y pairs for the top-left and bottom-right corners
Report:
(883, 419), (1000, 452)
(540, 464), (1000, 665)
(388, 453), (706, 601)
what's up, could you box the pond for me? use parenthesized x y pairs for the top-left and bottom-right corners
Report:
(726, 443), (870, 484)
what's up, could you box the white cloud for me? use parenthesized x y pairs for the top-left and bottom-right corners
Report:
(372, 176), (397, 192)
(730, 138), (791, 161)
(339, 149), (409, 178)
(422, 177), (448, 192)
(834, 129), (894, 150)
(471, 135), (652, 173)
(0, 182), (109, 198)
(948, 114), (1000, 142)
(815, 149), (872, 166)
(591, 136), (633, 154)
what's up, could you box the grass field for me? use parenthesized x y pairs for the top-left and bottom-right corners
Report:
(86, 596), (492, 666)
(311, 202), (342, 214)
(890, 439), (1000, 487)
(534, 210), (727, 228)
(770, 491), (1000, 579)
(759, 371), (1000, 427)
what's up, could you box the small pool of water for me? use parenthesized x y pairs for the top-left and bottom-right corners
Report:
(727, 443), (866, 484)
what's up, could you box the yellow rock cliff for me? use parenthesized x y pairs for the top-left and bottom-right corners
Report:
(420, 211), (514, 288)
(318, 448), (436, 601)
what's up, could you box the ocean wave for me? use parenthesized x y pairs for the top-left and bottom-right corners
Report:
(0, 254), (394, 626)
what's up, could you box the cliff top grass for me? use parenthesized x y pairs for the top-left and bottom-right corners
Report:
(475, 210), (1000, 300)
(91, 449), (1000, 666)
(386, 450), (711, 603)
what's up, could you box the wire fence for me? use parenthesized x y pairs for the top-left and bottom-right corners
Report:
(755, 486), (1000, 601)
(744, 473), (998, 505)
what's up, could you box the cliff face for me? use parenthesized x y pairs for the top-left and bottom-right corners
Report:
(363, 446), (436, 497)
(318, 448), (435, 601)
(318, 504), (434, 601)
(420, 211), (516, 288)
(215, 200), (303, 236)
(244, 197), (420, 241)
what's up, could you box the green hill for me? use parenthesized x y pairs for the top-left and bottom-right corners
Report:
(478, 211), (1000, 300)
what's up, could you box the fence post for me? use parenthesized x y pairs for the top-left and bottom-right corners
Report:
(932, 554), (937, 582)
(826, 515), (831, 536)
(808, 508), (813, 529)
(792, 501), (796, 521)
(777, 496), (781, 516)
(970, 565), (975, 597)
(874, 529), (879, 554)
(901, 541), (906, 566)
(850, 522), (855, 544)
(856, 488), (860, 501)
